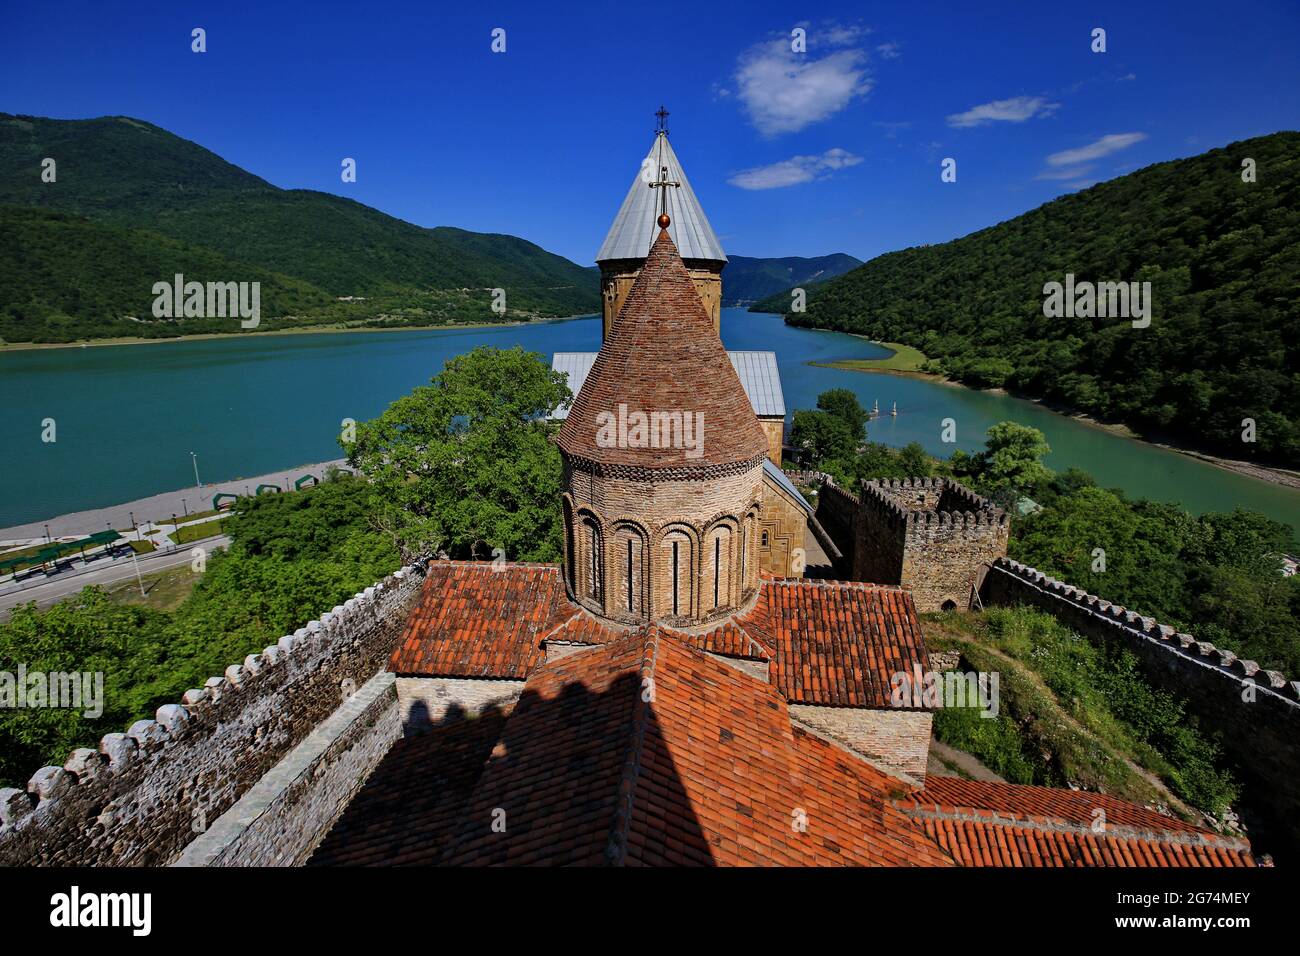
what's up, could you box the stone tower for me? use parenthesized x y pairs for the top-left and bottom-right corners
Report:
(594, 113), (726, 341)
(815, 477), (1010, 612)
(557, 221), (769, 628)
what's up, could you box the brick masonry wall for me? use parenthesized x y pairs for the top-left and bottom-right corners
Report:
(812, 481), (861, 578)
(565, 461), (765, 625)
(174, 672), (401, 867)
(758, 417), (784, 467)
(0, 561), (429, 867)
(789, 705), (932, 782)
(600, 260), (723, 339)
(849, 479), (1008, 612)
(981, 558), (1300, 856)
(396, 676), (525, 735)
(900, 516), (1009, 612)
(759, 471), (808, 578)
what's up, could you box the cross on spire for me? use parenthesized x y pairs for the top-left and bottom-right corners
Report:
(655, 105), (669, 134)
(648, 158), (681, 221)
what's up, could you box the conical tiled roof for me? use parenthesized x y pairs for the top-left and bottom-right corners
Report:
(595, 132), (726, 264)
(557, 229), (767, 471)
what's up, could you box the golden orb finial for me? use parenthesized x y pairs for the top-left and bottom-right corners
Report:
(657, 213), (671, 229)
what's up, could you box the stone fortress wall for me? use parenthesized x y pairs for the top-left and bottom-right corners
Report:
(980, 557), (1300, 855)
(0, 559), (431, 866)
(815, 476), (1009, 612)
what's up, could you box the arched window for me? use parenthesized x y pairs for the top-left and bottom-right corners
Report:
(611, 527), (645, 617)
(709, 526), (733, 611)
(660, 531), (692, 618)
(581, 517), (603, 605)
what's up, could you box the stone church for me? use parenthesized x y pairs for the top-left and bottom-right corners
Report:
(0, 121), (1264, 869)
(553, 118), (829, 581)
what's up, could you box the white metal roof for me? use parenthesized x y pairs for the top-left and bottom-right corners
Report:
(595, 132), (726, 264)
(551, 351), (784, 419)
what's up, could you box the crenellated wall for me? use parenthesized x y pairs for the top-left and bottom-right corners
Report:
(980, 557), (1300, 855)
(0, 560), (430, 867)
(813, 479), (862, 579)
(821, 477), (1009, 611)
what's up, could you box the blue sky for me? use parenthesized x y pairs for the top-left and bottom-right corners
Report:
(3, 0), (1297, 264)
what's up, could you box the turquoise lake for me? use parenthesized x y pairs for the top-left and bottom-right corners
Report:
(3, 308), (1298, 533)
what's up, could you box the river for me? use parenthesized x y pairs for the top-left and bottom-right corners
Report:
(2, 308), (1298, 533)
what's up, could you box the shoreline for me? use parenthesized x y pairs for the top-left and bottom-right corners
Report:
(0, 459), (349, 541)
(0, 313), (595, 353)
(808, 331), (1300, 493)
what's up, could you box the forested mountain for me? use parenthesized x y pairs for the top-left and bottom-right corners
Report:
(721, 253), (860, 305)
(758, 132), (1300, 466)
(0, 114), (600, 342)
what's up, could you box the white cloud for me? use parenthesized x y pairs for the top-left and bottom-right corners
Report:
(734, 37), (873, 136)
(728, 148), (864, 190)
(946, 95), (1060, 128)
(1045, 132), (1147, 166)
(823, 23), (869, 45)
(876, 42), (902, 60)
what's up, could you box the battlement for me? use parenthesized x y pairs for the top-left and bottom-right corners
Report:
(981, 557), (1300, 856)
(984, 559), (1300, 705)
(861, 477), (1008, 535)
(829, 478), (1011, 611)
(0, 559), (431, 866)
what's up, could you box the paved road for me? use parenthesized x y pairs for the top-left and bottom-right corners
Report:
(0, 536), (231, 617)
(0, 459), (348, 542)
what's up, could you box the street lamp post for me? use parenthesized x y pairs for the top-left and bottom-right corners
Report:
(182, 498), (189, 518)
(191, 452), (202, 493)
(129, 548), (146, 598)
(43, 524), (51, 544)
(129, 511), (137, 541)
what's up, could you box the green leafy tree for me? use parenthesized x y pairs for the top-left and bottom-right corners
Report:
(956, 422), (1053, 499)
(789, 409), (857, 472)
(344, 346), (571, 561)
(816, 388), (869, 442)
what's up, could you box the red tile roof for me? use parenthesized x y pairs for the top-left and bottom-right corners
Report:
(555, 228), (769, 471)
(388, 563), (576, 678)
(907, 813), (1254, 867)
(442, 630), (954, 867)
(390, 565), (926, 709)
(895, 779), (1254, 867)
(307, 703), (511, 866)
(908, 778), (1208, 835)
(737, 579), (930, 707)
(344, 563), (1258, 867)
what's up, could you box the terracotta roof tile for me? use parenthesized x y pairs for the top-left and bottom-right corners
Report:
(307, 703), (511, 866)
(895, 779), (1255, 867)
(737, 580), (929, 707)
(441, 630), (951, 867)
(556, 228), (768, 470)
(907, 778), (1208, 835)
(387, 562), (576, 678)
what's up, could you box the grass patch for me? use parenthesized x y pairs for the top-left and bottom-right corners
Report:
(924, 607), (1237, 819)
(812, 340), (929, 373)
(154, 507), (224, 524)
(105, 564), (202, 613)
(173, 518), (230, 544)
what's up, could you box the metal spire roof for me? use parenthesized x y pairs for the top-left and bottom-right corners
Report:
(595, 130), (727, 264)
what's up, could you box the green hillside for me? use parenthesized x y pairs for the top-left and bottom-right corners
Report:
(0, 114), (600, 342)
(760, 132), (1300, 466)
(722, 253), (861, 305)
(0, 206), (334, 341)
